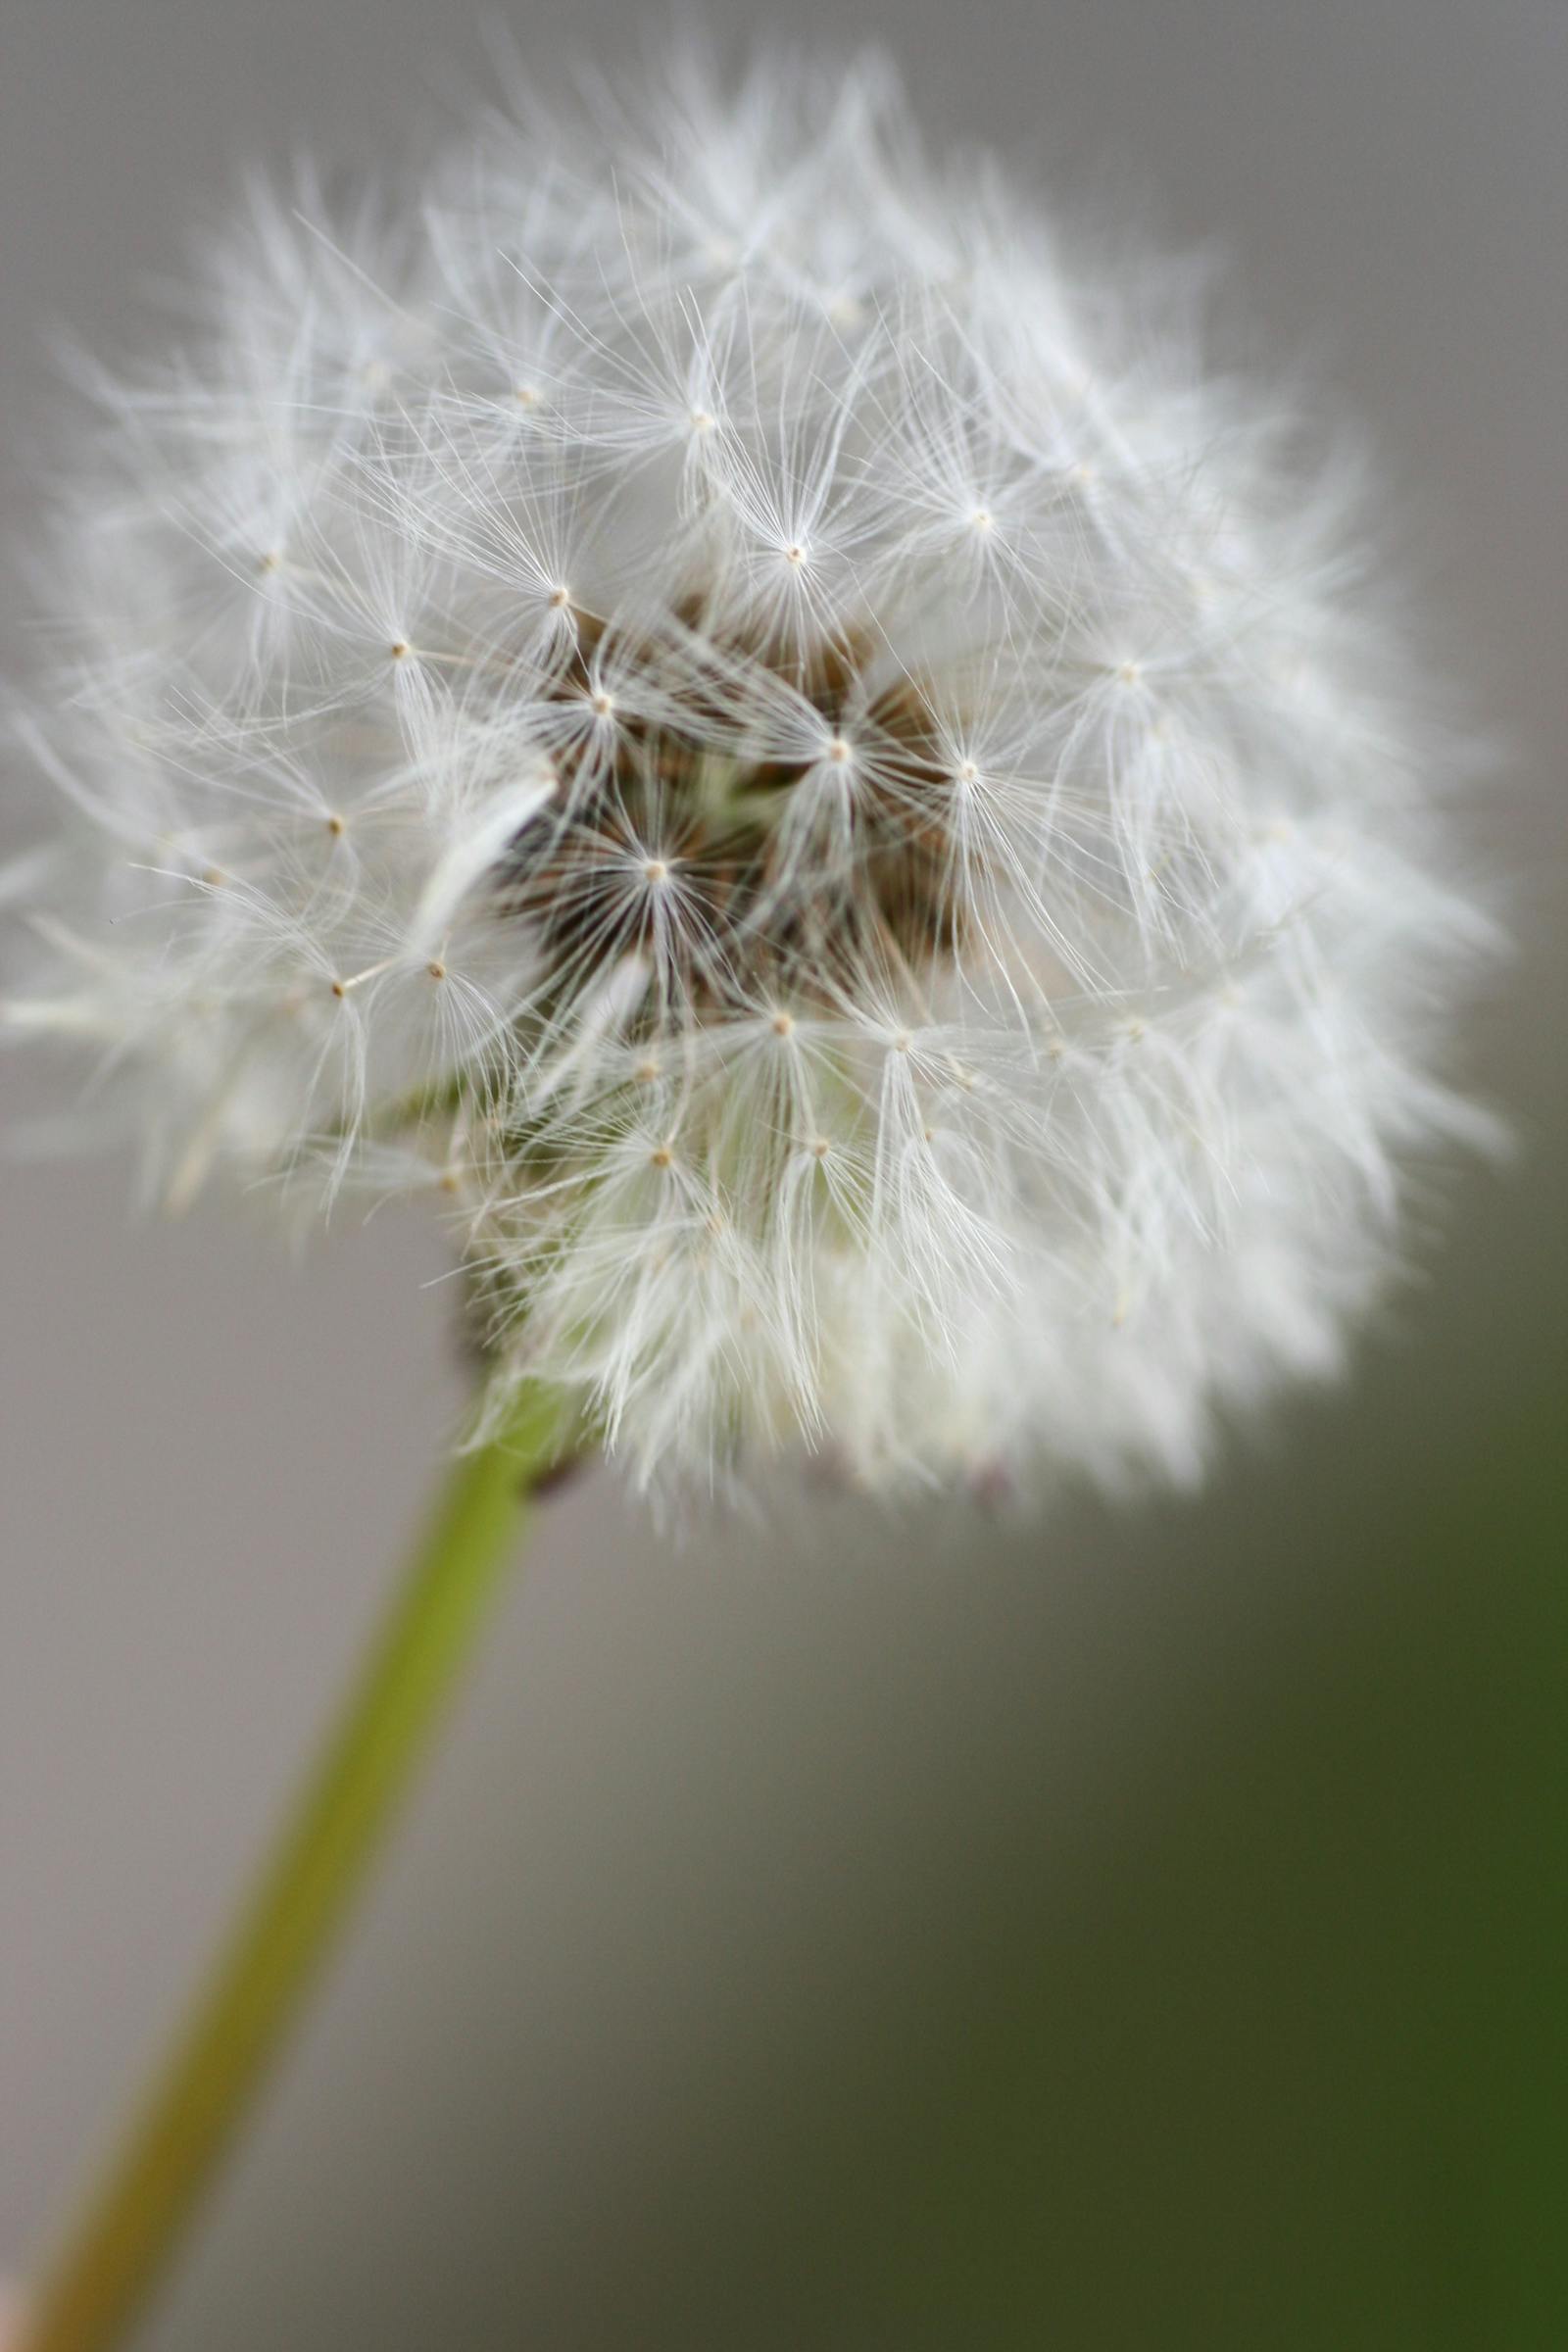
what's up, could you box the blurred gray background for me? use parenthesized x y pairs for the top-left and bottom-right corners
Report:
(2, 4), (1564, 2347)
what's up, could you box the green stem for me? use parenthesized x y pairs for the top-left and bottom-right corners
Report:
(22, 1383), (570, 2352)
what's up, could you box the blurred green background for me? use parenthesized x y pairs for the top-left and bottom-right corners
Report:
(2, 3), (1563, 2346)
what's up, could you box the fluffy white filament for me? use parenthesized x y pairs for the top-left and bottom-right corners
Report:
(1, 52), (1497, 1494)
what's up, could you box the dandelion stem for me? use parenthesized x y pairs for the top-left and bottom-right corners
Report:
(21, 1382), (571, 2352)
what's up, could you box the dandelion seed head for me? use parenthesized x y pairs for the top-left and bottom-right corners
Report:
(1, 49), (1499, 1497)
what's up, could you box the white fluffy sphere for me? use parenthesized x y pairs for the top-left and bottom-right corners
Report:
(2, 52), (1497, 1494)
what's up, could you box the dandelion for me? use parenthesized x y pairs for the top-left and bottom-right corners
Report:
(2, 48), (1496, 2352)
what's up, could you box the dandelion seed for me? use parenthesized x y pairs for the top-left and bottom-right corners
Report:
(0, 48), (1499, 1497)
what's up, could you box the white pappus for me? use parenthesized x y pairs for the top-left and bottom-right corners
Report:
(1, 50), (1500, 1496)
